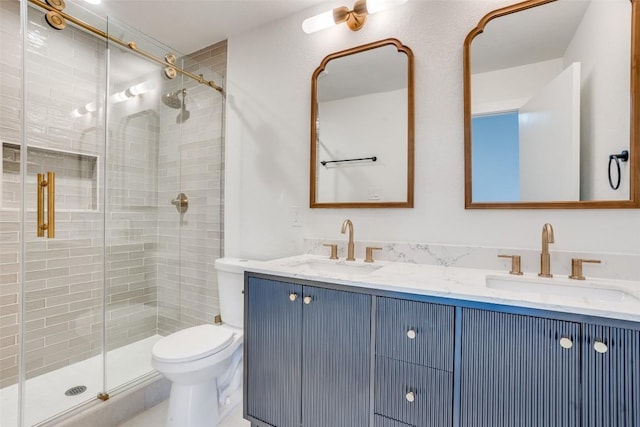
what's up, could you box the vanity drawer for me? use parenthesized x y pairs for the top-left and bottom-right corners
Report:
(374, 357), (453, 427)
(376, 297), (454, 371)
(374, 414), (415, 427)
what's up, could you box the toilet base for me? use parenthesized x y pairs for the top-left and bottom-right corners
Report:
(166, 382), (219, 427)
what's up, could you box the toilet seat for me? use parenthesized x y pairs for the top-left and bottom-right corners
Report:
(152, 324), (235, 363)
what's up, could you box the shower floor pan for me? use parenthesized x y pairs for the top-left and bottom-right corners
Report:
(0, 334), (162, 426)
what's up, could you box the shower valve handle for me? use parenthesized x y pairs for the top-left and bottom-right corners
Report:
(171, 193), (189, 213)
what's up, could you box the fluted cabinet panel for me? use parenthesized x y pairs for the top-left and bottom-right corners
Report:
(302, 286), (371, 427)
(460, 308), (580, 427)
(374, 414), (414, 427)
(246, 277), (302, 427)
(582, 324), (640, 427)
(376, 297), (454, 371)
(375, 357), (453, 426)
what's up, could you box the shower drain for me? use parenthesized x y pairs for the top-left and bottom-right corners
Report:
(65, 385), (87, 396)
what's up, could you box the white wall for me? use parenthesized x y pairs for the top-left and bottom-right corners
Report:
(317, 88), (407, 203)
(472, 58), (563, 114)
(225, 0), (640, 261)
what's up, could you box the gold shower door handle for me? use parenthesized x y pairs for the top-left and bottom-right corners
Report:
(37, 172), (55, 238)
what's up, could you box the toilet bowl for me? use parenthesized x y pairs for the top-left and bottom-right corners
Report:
(151, 258), (247, 427)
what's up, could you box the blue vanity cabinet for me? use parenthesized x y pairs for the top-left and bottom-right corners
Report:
(374, 297), (455, 426)
(459, 308), (581, 427)
(582, 323), (640, 427)
(245, 275), (371, 427)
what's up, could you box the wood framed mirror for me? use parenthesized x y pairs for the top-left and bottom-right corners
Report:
(464, 0), (640, 209)
(310, 38), (414, 208)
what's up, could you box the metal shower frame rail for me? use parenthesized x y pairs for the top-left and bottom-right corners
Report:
(27, 0), (223, 92)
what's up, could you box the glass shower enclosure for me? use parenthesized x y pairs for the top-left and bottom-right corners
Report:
(0, 1), (225, 425)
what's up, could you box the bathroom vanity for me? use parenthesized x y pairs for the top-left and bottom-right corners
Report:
(242, 255), (640, 427)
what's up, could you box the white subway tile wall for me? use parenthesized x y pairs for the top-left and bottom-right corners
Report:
(0, 0), (226, 394)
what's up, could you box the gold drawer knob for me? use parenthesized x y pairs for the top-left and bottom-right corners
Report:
(304, 296), (313, 305)
(594, 341), (608, 354)
(559, 337), (573, 349)
(405, 391), (415, 403)
(289, 293), (298, 302)
(406, 329), (417, 340)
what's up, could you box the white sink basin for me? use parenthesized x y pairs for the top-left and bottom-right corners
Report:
(287, 259), (383, 276)
(486, 275), (640, 305)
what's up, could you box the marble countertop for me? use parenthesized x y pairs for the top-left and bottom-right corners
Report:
(241, 254), (640, 323)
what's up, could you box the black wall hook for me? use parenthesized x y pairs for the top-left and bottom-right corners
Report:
(608, 150), (629, 190)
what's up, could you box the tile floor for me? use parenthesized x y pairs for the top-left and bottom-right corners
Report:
(118, 399), (250, 427)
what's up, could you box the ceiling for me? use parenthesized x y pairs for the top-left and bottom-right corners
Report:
(77, 0), (331, 54)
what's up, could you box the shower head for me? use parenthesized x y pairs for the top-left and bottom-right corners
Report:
(161, 89), (184, 109)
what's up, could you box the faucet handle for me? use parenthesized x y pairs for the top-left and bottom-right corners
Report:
(364, 247), (382, 263)
(498, 254), (523, 275)
(323, 244), (339, 260)
(569, 258), (601, 280)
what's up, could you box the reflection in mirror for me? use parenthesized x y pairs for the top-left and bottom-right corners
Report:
(310, 38), (414, 208)
(464, 0), (640, 208)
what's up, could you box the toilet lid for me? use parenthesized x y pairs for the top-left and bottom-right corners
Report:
(152, 324), (235, 363)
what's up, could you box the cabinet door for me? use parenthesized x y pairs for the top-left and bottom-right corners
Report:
(302, 286), (371, 427)
(582, 324), (640, 427)
(460, 309), (580, 427)
(246, 277), (302, 427)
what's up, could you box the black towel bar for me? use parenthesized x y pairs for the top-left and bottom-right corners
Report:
(320, 156), (377, 166)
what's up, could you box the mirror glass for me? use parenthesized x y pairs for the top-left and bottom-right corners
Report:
(310, 39), (414, 208)
(464, 0), (639, 208)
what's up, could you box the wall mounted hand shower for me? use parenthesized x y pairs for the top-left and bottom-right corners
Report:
(176, 89), (190, 124)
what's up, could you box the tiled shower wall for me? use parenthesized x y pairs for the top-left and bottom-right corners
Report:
(0, 0), (226, 389)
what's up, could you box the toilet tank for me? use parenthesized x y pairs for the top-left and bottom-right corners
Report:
(215, 258), (247, 328)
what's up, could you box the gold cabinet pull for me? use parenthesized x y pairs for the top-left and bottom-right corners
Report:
(37, 172), (55, 238)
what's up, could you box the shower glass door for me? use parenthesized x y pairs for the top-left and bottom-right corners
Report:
(20, 3), (107, 425)
(103, 17), (171, 392)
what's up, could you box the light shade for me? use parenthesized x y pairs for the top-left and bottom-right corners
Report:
(302, 10), (336, 34)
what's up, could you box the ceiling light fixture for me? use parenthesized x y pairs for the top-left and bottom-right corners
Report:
(302, 0), (407, 34)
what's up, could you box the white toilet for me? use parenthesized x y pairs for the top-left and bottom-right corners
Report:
(151, 258), (247, 427)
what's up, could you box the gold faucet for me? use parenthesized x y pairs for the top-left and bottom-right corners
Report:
(538, 223), (554, 277)
(341, 219), (355, 261)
